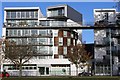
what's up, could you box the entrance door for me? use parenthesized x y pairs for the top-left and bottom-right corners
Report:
(39, 67), (45, 75)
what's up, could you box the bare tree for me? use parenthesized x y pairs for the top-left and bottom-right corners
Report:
(2, 39), (34, 77)
(67, 44), (92, 76)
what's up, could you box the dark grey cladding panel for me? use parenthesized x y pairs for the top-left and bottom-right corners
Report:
(67, 5), (82, 23)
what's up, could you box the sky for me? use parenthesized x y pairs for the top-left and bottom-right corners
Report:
(0, 2), (117, 44)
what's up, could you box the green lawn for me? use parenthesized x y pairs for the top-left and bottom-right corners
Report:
(2, 76), (120, 80)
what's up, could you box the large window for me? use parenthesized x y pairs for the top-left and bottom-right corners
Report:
(63, 31), (67, 37)
(63, 47), (67, 55)
(59, 37), (63, 46)
(35, 11), (38, 18)
(17, 12), (21, 18)
(40, 21), (49, 26)
(26, 11), (29, 18)
(49, 8), (64, 17)
(21, 12), (25, 18)
(38, 38), (47, 45)
(54, 46), (58, 54)
(6, 11), (38, 19)
(6, 11), (10, 18)
(39, 30), (47, 36)
(11, 12), (16, 18)
(31, 11), (34, 18)
(67, 38), (71, 46)
(54, 30), (58, 37)
(31, 30), (37, 36)
(71, 33), (74, 38)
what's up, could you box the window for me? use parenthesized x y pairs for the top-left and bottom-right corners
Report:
(6, 11), (10, 18)
(13, 30), (17, 36)
(59, 37), (63, 46)
(11, 12), (16, 18)
(38, 38), (47, 44)
(54, 30), (58, 37)
(26, 11), (29, 18)
(63, 31), (67, 37)
(67, 38), (71, 46)
(63, 47), (67, 55)
(73, 39), (75, 46)
(31, 29), (37, 35)
(21, 12), (25, 18)
(17, 12), (20, 18)
(35, 11), (38, 18)
(71, 33), (74, 38)
(54, 46), (58, 54)
(31, 11), (34, 18)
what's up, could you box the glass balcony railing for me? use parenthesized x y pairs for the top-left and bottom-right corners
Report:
(3, 22), (82, 28)
(15, 41), (53, 45)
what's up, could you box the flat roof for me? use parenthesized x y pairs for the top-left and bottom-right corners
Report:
(4, 7), (40, 10)
(47, 4), (67, 10)
(94, 9), (116, 12)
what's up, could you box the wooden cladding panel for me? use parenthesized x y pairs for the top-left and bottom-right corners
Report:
(58, 46), (63, 55)
(58, 30), (63, 37)
(63, 38), (67, 46)
(54, 54), (59, 58)
(54, 37), (58, 46)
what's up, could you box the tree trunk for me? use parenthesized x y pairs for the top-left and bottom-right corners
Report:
(19, 63), (22, 77)
(76, 66), (78, 76)
(19, 59), (22, 77)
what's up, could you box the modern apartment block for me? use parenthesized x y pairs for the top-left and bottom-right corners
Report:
(2, 4), (84, 76)
(94, 9), (120, 75)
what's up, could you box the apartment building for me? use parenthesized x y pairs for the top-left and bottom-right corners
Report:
(2, 4), (83, 76)
(94, 9), (120, 75)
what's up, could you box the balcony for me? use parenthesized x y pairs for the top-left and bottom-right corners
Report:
(111, 30), (120, 38)
(106, 45), (120, 56)
(95, 37), (111, 47)
(6, 33), (53, 38)
(3, 22), (82, 28)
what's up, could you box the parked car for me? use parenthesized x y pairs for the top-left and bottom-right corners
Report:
(78, 72), (92, 76)
(0, 71), (10, 78)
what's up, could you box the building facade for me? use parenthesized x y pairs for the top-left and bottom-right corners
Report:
(94, 9), (120, 75)
(2, 5), (84, 76)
